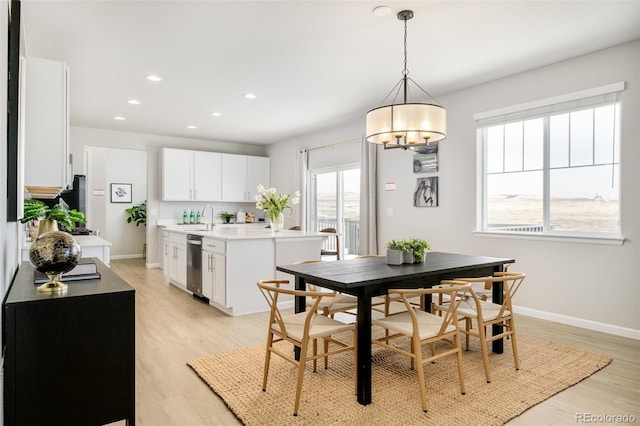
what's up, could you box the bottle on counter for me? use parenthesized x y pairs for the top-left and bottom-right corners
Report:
(182, 210), (188, 224)
(196, 210), (201, 224)
(189, 210), (195, 224)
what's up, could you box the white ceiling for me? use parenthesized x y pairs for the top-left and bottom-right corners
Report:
(20, 1), (640, 145)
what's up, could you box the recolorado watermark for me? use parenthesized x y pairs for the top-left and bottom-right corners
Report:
(576, 413), (636, 423)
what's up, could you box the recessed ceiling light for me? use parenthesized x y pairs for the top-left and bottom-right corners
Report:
(372, 6), (391, 16)
(114, 116), (126, 121)
(146, 75), (162, 82)
(128, 99), (141, 105)
(211, 112), (222, 117)
(244, 93), (257, 99)
(187, 125), (197, 129)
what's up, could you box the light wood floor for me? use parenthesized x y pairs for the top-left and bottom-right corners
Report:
(110, 259), (640, 425)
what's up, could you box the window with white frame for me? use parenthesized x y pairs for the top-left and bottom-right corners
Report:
(476, 84), (622, 237)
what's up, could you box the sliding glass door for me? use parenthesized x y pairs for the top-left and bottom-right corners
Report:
(309, 166), (360, 259)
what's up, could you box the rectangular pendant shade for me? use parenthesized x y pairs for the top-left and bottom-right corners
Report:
(366, 103), (446, 146)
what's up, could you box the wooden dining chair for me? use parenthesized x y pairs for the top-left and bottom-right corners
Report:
(432, 272), (526, 383)
(319, 228), (340, 260)
(257, 279), (356, 416)
(371, 283), (471, 413)
(288, 226), (301, 230)
(294, 260), (358, 320)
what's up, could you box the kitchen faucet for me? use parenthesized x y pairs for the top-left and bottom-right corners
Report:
(201, 204), (215, 230)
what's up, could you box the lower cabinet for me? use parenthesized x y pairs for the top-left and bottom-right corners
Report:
(202, 238), (226, 306)
(164, 231), (187, 290)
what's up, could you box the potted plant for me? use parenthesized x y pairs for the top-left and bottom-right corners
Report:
(219, 211), (235, 224)
(385, 238), (431, 264)
(406, 237), (431, 263)
(386, 239), (411, 265)
(20, 198), (86, 236)
(125, 200), (147, 227)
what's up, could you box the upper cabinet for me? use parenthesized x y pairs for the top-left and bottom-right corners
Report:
(161, 148), (222, 201)
(161, 148), (269, 202)
(23, 57), (72, 198)
(221, 154), (270, 202)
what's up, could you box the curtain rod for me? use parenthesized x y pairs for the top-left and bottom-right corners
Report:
(302, 137), (361, 153)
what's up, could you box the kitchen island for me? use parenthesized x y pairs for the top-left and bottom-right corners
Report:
(162, 227), (328, 316)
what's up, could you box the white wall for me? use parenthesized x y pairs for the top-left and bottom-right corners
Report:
(70, 126), (267, 267)
(269, 41), (640, 338)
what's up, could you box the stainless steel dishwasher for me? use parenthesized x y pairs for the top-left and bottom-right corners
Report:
(186, 234), (204, 298)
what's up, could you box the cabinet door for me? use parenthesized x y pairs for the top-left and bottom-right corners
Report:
(175, 242), (187, 287)
(163, 240), (171, 274)
(221, 154), (248, 201)
(23, 57), (71, 191)
(212, 254), (226, 306)
(193, 151), (221, 201)
(162, 148), (192, 200)
(202, 251), (213, 300)
(247, 156), (270, 200)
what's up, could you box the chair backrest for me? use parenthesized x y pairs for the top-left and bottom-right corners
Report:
(319, 228), (340, 260)
(453, 272), (526, 319)
(257, 279), (333, 340)
(388, 283), (471, 338)
(288, 226), (301, 230)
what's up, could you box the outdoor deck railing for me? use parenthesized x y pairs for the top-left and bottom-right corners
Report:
(316, 218), (360, 256)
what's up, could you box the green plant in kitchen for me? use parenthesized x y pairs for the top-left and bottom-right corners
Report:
(219, 211), (235, 224)
(254, 185), (300, 222)
(20, 198), (86, 230)
(125, 200), (147, 226)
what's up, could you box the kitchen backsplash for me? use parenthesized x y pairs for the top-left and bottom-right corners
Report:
(158, 201), (267, 225)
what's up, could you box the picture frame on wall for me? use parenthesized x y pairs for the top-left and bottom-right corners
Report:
(111, 183), (132, 203)
(414, 177), (438, 207)
(412, 142), (439, 173)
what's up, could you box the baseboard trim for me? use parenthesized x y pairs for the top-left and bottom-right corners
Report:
(110, 254), (144, 260)
(515, 305), (640, 340)
(145, 262), (160, 269)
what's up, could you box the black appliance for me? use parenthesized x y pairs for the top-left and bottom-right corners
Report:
(187, 234), (204, 298)
(33, 175), (88, 233)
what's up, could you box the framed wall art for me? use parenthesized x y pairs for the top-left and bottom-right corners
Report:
(414, 176), (438, 207)
(412, 142), (438, 173)
(110, 183), (132, 203)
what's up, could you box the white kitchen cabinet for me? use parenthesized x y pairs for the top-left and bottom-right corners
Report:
(23, 57), (72, 196)
(161, 148), (221, 201)
(163, 231), (187, 290)
(221, 154), (270, 202)
(202, 238), (226, 307)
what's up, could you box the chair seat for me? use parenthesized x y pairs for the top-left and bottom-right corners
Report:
(274, 312), (354, 342)
(435, 299), (511, 322)
(307, 293), (357, 311)
(372, 309), (457, 340)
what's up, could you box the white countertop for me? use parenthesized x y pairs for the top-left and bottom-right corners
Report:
(23, 234), (112, 250)
(164, 226), (330, 241)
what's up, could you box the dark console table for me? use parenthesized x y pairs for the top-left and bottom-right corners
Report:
(3, 259), (135, 425)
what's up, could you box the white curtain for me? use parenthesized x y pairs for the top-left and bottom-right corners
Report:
(359, 138), (377, 255)
(295, 149), (308, 231)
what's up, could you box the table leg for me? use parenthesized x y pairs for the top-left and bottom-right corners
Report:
(355, 290), (372, 405)
(492, 266), (504, 354)
(294, 276), (306, 360)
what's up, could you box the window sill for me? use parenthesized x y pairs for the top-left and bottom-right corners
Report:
(473, 231), (625, 246)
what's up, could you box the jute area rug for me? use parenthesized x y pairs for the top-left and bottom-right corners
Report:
(188, 333), (611, 425)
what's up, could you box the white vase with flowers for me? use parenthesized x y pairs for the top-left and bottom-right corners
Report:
(255, 185), (300, 231)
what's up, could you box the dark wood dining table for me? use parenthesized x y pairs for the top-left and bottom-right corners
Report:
(276, 251), (515, 406)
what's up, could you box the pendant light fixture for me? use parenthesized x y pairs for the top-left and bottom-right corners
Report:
(365, 10), (446, 150)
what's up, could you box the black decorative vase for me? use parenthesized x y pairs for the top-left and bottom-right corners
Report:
(29, 230), (82, 293)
